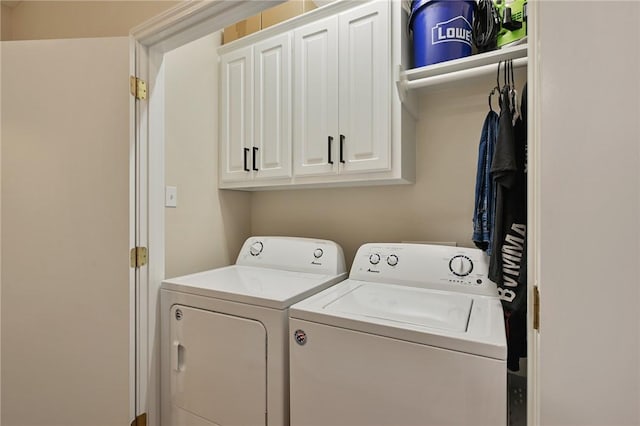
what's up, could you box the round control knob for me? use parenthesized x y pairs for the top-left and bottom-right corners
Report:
(387, 254), (399, 267)
(313, 248), (324, 259)
(249, 241), (263, 256)
(449, 255), (473, 277)
(369, 253), (381, 265)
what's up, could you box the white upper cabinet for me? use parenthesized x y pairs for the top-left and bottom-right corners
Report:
(220, 46), (253, 183)
(338, 1), (390, 174)
(219, 0), (415, 190)
(293, 16), (339, 177)
(254, 33), (293, 180)
(293, 1), (390, 178)
(220, 34), (292, 186)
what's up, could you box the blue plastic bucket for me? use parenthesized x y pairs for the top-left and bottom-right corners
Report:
(409, 0), (476, 67)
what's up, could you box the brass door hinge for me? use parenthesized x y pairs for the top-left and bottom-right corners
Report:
(130, 247), (148, 268)
(131, 413), (147, 426)
(130, 76), (147, 100)
(533, 285), (540, 330)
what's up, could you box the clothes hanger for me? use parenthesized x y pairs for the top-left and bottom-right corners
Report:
(495, 60), (504, 110)
(509, 60), (522, 123)
(500, 59), (512, 112)
(488, 61), (500, 113)
(503, 59), (509, 92)
(488, 85), (500, 112)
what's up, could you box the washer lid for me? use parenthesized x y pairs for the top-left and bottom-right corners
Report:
(162, 265), (346, 310)
(324, 283), (473, 332)
(290, 279), (506, 360)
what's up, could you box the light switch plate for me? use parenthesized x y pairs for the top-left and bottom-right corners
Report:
(165, 186), (177, 208)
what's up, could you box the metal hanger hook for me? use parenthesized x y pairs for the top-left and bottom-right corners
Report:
(488, 85), (500, 112)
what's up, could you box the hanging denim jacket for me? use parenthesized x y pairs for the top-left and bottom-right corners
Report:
(472, 110), (499, 254)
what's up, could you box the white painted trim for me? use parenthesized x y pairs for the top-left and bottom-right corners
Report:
(527, 0), (540, 425)
(130, 2), (287, 425)
(131, 0), (285, 55)
(133, 36), (152, 425)
(145, 44), (165, 426)
(128, 35), (137, 426)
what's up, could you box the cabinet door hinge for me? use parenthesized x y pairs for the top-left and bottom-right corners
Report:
(130, 76), (147, 100)
(131, 413), (147, 426)
(130, 247), (148, 268)
(533, 285), (540, 330)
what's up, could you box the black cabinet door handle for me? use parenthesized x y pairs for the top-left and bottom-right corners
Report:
(252, 147), (259, 171)
(243, 148), (250, 172)
(340, 134), (346, 164)
(328, 136), (334, 164)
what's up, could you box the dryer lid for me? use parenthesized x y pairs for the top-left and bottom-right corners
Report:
(162, 265), (346, 310)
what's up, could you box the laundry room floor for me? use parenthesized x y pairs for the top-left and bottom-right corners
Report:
(508, 373), (527, 426)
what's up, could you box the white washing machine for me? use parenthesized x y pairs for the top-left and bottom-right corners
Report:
(160, 236), (346, 426)
(289, 243), (507, 426)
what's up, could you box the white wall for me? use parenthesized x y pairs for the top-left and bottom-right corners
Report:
(164, 33), (252, 278)
(1, 37), (130, 425)
(252, 74), (526, 266)
(536, 1), (640, 425)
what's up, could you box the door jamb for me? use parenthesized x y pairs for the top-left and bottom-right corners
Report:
(129, 2), (285, 425)
(527, 0), (540, 424)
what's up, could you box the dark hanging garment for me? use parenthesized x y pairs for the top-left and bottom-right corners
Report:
(472, 110), (499, 253)
(505, 306), (527, 371)
(490, 84), (528, 371)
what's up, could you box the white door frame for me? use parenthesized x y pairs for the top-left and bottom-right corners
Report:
(129, 1), (541, 425)
(527, 1), (540, 425)
(129, 2), (285, 425)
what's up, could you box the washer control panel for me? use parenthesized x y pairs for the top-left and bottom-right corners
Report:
(351, 243), (497, 296)
(237, 236), (346, 275)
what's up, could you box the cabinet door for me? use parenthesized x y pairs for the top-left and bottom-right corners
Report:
(338, 1), (391, 174)
(254, 33), (292, 180)
(293, 16), (340, 177)
(220, 46), (253, 183)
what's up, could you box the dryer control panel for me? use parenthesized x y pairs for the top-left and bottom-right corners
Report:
(350, 243), (498, 297)
(236, 236), (347, 275)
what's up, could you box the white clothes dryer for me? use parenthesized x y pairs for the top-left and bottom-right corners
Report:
(160, 236), (346, 426)
(289, 243), (507, 426)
